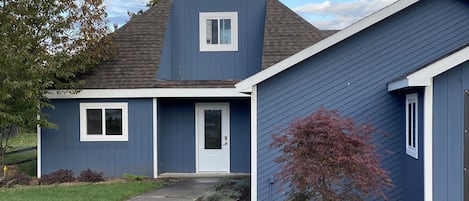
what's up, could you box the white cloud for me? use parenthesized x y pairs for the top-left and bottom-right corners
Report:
(293, 0), (397, 30)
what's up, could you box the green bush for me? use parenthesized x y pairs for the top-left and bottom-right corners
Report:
(122, 173), (146, 181)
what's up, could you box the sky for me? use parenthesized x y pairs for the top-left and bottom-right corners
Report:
(104, 0), (397, 30)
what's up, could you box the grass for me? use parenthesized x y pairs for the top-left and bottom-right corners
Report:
(4, 133), (38, 177)
(0, 180), (164, 201)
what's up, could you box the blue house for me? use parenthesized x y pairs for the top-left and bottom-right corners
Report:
(236, 0), (468, 200)
(41, 0), (468, 200)
(40, 0), (330, 181)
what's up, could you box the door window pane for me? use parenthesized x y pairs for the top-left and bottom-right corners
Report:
(87, 109), (102, 135)
(106, 109), (122, 135)
(205, 110), (222, 149)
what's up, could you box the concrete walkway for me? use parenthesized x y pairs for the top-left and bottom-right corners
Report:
(128, 178), (221, 201)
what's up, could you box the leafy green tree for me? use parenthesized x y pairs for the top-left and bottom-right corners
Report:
(271, 108), (393, 201)
(0, 0), (113, 167)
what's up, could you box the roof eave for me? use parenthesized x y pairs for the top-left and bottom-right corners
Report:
(236, 0), (419, 91)
(47, 88), (250, 99)
(388, 46), (469, 91)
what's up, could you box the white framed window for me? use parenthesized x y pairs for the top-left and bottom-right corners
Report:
(406, 93), (418, 159)
(199, 12), (238, 52)
(79, 103), (128, 142)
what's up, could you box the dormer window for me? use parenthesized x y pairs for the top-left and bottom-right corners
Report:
(199, 12), (238, 52)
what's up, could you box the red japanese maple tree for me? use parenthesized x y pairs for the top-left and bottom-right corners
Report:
(271, 108), (393, 201)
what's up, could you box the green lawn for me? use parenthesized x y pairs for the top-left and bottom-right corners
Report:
(0, 181), (164, 201)
(7, 133), (37, 151)
(5, 133), (37, 177)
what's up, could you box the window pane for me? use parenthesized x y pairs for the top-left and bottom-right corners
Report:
(412, 103), (416, 147)
(220, 19), (231, 44)
(205, 110), (222, 149)
(87, 109), (102, 135)
(408, 104), (412, 146)
(106, 109), (122, 135)
(206, 19), (218, 44)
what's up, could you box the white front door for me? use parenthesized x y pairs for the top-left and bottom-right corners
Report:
(196, 103), (230, 172)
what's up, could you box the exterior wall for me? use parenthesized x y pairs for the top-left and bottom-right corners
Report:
(402, 89), (425, 201)
(158, 98), (251, 173)
(433, 61), (469, 201)
(255, 0), (469, 200)
(157, 0), (266, 80)
(42, 99), (154, 178)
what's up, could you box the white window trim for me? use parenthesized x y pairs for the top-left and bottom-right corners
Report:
(79, 102), (128, 142)
(199, 12), (238, 52)
(406, 93), (418, 159)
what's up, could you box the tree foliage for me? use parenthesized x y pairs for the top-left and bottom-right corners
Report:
(271, 108), (393, 201)
(0, 0), (113, 166)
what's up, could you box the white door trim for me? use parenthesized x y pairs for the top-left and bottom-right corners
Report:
(195, 102), (231, 173)
(153, 98), (158, 178)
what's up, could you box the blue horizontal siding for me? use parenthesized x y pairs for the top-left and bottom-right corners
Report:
(157, 98), (250, 173)
(255, 0), (469, 200)
(163, 0), (266, 80)
(433, 61), (469, 201)
(41, 99), (153, 178)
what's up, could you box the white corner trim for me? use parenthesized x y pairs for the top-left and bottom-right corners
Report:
(388, 46), (469, 91)
(250, 86), (258, 200)
(153, 98), (158, 178)
(424, 84), (433, 201)
(37, 115), (42, 178)
(47, 88), (250, 99)
(235, 0), (419, 91)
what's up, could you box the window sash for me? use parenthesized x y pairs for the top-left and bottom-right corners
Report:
(406, 93), (418, 159)
(80, 103), (128, 142)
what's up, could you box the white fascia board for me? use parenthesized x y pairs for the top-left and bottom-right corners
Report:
(47, 88), (250, 99)
(407, 46), (469, 86)
(388, 46), (469, 91)
(235, 0), (419, 91)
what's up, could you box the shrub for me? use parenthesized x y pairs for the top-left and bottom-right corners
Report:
(8, 172), (32, 186)
(78, 169), (104, 182)
(122, 173), (146, 181)
(271, 107), (393, 200)
(39, 169), (75, 185)
(233, 178), (250, 191)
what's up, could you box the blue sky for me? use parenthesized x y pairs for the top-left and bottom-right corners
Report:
(104, 0), (396, 30)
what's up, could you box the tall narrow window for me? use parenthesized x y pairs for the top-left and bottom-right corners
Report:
(199, 12), (238, 52)
(406, 93), (418, 159)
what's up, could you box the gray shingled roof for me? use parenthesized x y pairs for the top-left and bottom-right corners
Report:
(262, 0), (336, 69)
(80, 0), (335, 89)
(80, 0), (171, 89)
